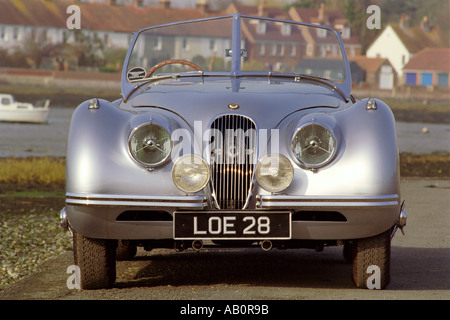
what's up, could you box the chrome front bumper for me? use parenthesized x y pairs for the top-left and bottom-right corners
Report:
(256, 194), (400, 209)
(65, 192), (207, 209)
(61, 193), (406, 240)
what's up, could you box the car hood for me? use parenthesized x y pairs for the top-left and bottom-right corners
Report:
(122, 77), (346, 128)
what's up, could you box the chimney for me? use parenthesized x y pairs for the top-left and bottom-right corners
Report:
(318, 3), (325, 23)
(196, 0), (208, 14)
(399, 14), (409, 29)
(258, 0), (266, 17)
(133, 0), (144, 7)
(160, 0), (170, 9)
(105, 0), (118, 5)
(420, 16), (430, 32)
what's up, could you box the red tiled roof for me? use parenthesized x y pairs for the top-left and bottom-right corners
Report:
(390, 23), (448, 53)
(403, 48), (450, 72)
(289, 7), (360, 45)
(0, 0), (215, 32)
(226, 4), (287, 19)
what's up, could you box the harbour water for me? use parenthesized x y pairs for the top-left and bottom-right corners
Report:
(0, 107), (449, 158)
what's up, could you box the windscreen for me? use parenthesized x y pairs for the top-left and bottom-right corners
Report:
(240, 17), (346, 83)
(126, 15), (346, 84)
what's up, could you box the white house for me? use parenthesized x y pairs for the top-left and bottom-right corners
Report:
(366, 16), (448, 84)
(366, 25), (410, 78)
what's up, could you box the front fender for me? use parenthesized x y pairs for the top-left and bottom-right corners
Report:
(65, 100), (192, 196)
(270, 98), (400, 198)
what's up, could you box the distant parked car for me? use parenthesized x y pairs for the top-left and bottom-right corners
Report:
(61, 14), (406, 290)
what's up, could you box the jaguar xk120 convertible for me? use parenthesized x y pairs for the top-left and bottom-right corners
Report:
(61, 14), (406, 290)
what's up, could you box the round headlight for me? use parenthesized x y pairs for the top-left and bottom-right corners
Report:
(129, 122), (172, 167)
(291, 122), (336, 168)
(256, 154), (293, 193)
(172, 154), (210, 193)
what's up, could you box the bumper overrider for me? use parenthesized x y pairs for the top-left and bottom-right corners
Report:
(60, 192), (406, 241)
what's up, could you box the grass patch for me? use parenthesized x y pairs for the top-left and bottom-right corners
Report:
(0, 157), (65, 185)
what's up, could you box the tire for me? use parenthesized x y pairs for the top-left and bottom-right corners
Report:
(73, 231), (117, 290)
(116, 240), (137, 261)
(352, 230), (391, 289)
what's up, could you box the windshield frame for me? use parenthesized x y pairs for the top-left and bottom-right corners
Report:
(121, 13), (351, 101)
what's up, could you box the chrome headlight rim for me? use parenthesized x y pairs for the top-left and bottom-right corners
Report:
(172, 154), (210, 193)
(291, 121), (337, 169)
(255, 154), (294, 193)
(128, 122), (173, 168)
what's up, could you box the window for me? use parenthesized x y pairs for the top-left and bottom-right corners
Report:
(281, 23), (291, 36)
(259, 43), (265, 56)
(291, 44), (297, 57)
(341, 27), (350, 39)
(209, 39), (216, 51)
(1, 97), (11, 105)
(13, 27), (19, 40)
(182, 38), (189, 51)
(63, 30), (69, 43)
(279, 44), (285, 56)
(153, 36), (162, 50)
(306, 44), (313, 56)
(104, 33), (110, 46)
(317, 28), (327, 38)
(270, 44), (277, 56)
(1, 27), (7, 41)
(257, 21), (266, 34)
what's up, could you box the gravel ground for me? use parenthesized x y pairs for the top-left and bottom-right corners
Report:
(0, 190), (72, 288)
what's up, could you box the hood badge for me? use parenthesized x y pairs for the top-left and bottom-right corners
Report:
(228, 103), (239, 110)
(127, 67), (146, 81)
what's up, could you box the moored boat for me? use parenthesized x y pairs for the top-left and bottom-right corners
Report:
(0, 94), (50, 123)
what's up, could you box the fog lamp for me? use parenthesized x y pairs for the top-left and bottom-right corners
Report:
(172, 154), (210, 193)
(255, 154), (293, 192)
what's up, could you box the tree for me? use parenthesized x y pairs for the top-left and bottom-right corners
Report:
(344, 0), (380, 54)
(21, 29), (58, 69)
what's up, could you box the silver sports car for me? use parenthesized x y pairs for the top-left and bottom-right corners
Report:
(61, 14), (406, 290)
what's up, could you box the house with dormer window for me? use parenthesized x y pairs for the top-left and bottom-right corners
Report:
(288, 4), (361, 58)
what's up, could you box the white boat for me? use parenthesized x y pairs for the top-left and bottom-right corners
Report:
(0, 94), (50, 123)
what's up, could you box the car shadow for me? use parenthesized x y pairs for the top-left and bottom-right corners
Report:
(115, 247), (351, 289)
(114, 246), (449, 290)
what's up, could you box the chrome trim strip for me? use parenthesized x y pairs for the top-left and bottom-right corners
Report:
(66, 193), (207, 208)
(256, 194), (400, 209)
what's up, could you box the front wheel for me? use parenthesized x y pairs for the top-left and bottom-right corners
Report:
(73, 231), (117, 289)
(351, 230), (391, 289)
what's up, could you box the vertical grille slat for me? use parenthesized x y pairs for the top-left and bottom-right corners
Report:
(210, 115), (257, 210)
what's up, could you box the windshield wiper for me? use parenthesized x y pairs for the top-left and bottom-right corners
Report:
(292, 74), (349, 102)
(265, 72), (348, 102)
(125, 72), (205, 101)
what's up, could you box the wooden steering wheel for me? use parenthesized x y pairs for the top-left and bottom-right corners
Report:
(145, 59), (202, 78)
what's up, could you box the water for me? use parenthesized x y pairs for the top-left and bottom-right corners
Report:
(0, 107), (448, 158)
(0, 107), (73, 158)
(396, 121), (450, 154)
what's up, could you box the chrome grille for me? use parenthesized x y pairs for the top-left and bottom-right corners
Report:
(209, 115), (257, 209)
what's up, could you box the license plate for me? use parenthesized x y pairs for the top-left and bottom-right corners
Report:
(174, 211), (291, 240)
